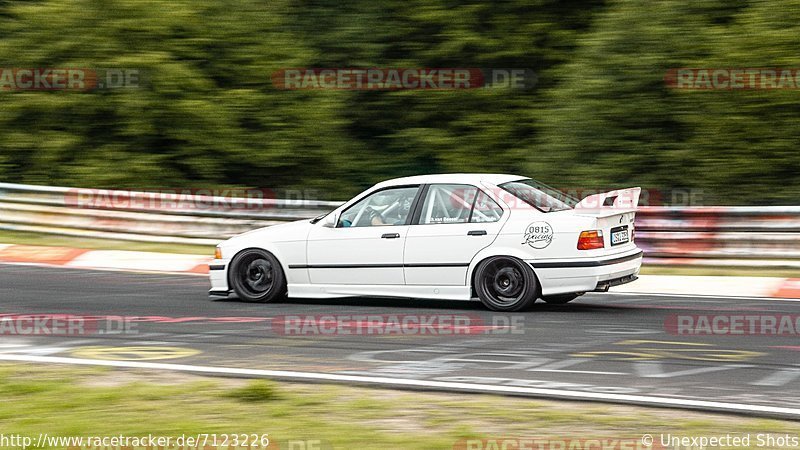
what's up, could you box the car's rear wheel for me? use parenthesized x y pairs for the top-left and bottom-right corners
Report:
(474, 256), (538, 311)
(229, 249), (286, 303)
(542, 293), (582, 304)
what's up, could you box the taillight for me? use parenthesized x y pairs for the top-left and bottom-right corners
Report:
(577, 230), (604, 250)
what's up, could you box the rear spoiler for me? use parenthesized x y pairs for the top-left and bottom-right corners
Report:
(574, 187), (641, 213)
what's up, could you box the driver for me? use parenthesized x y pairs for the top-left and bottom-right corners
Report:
(368, 193), (413, 226)
(370, 208), (386, 226)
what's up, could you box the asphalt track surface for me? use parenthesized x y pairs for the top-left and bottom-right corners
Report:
(1, 264), (799, 419)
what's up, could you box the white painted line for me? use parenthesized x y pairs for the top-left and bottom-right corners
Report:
(66, 250), (210, 272)
(0, 261), (207, 277)
(0, 354), (797, 418)
(601, 292), (800, 302)
(531, 369), (628, 375)
(611, 275), (783, 298)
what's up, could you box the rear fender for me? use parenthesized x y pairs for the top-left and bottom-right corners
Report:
(466, 246), (540, 288)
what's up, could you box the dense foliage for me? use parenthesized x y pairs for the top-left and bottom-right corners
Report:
(0, 0), (798, 203)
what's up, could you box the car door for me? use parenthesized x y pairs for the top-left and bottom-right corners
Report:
(306, 185), (420, 285)
(404, 184), (506, 285)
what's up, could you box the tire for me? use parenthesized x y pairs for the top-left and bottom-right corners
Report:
(229, 249), (287, 303)
(542, 293), (582, 304)
(474, 256), (538, 311)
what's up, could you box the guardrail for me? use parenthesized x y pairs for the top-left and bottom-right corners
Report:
(0, 182), (342, 246)
(1, 182), (799, 267)
(635, 206), (800, 268)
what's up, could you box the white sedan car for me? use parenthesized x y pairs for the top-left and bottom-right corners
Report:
(209, 174), (642, 311)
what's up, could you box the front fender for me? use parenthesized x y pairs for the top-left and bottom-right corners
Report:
(218, 220), (314, 285)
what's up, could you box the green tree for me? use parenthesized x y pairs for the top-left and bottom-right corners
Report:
(3, 0), (798, 204)
(538, 0), (800, 204)
(0, 0), (359, 194)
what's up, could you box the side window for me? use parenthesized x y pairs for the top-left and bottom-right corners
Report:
(470, 190), (503, 223)
(420, 184), (478, 225)
(339, 186), (419, 227)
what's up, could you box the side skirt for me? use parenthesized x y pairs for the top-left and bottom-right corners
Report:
(288, 284), (474, 301)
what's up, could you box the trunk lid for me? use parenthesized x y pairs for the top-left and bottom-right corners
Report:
(573, 187), (640, 251)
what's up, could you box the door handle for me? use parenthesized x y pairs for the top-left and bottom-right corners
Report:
(381, 233), (401, 239)
(467, 230), (487, 236)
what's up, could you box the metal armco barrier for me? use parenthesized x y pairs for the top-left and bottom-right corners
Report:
(1, 182), (798, 267)
(636, 206), (800, 267)
(0, 182), (341, 246)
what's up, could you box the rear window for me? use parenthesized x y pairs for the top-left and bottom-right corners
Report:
(499, 179), (577, 212)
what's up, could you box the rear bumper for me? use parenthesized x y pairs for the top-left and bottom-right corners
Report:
(594, 274), (638, 292)
(528, 249), (643, 296)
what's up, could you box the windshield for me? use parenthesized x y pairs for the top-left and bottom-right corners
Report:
(499, 179), (578, 212)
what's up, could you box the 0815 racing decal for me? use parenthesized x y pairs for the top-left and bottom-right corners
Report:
(523, 221), (553, 249)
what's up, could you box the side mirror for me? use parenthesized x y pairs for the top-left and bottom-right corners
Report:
(322, 213), (340, 228)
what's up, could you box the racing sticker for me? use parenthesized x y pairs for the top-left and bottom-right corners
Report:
(522, 221), (553, 249)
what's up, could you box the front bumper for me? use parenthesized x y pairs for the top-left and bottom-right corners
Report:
(208, 260), (230, 297)
(528, 249), (643, 296)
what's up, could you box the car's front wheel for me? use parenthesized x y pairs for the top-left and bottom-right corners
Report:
(474, 256), (538, 311)
(229, 249), (287, 303)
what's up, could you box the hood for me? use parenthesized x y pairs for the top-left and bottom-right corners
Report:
(223, 219), (313, 248)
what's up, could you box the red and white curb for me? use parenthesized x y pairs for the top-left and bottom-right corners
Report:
(1, 243), (799, 298)
(0, 243), (210, 275)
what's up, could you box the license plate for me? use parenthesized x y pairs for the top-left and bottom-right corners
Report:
(610, 226), (629, 246)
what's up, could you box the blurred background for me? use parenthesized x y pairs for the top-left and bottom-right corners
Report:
(1, 0), (799, 203)
(2, 2), (800, 443)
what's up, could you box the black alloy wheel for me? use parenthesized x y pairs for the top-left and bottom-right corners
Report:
(229, 249), (286, 303)
(474, 256), (538, 311)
